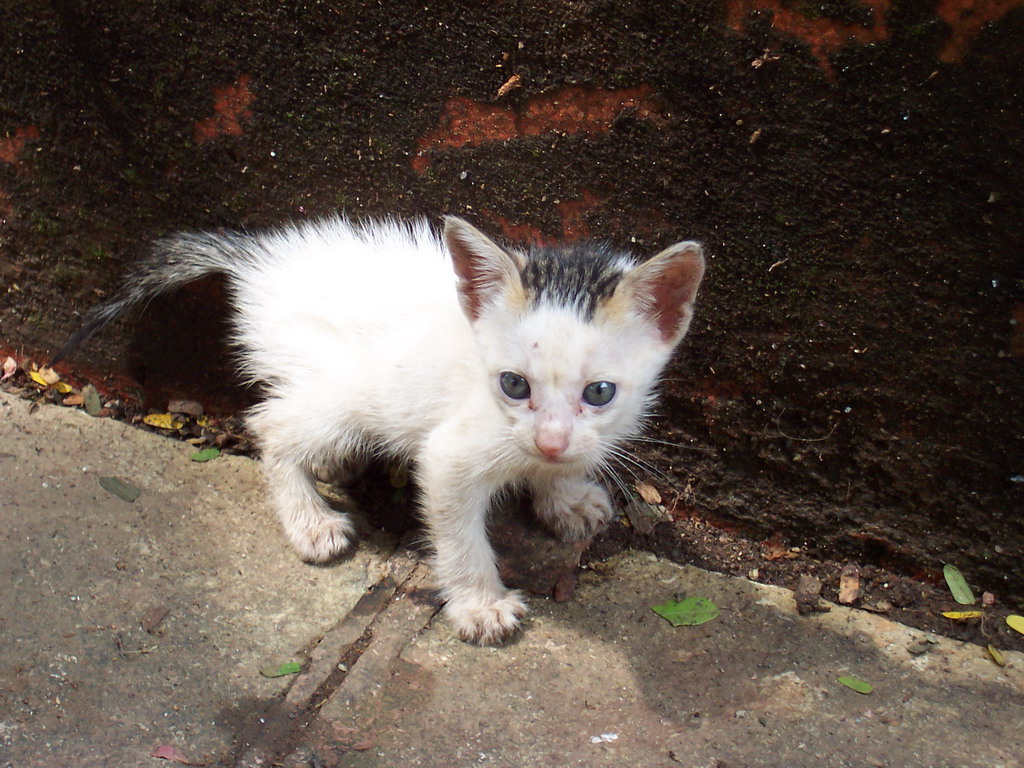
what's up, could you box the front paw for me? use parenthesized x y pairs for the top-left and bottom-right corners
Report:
(287, 514), (356, 563)
(444, 590), (527, 646)
(534, 480), (615, 541)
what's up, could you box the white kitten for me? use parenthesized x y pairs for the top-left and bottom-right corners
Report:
(54, 216), (705, 644)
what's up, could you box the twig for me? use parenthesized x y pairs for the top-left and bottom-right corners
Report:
(764, 408), (839, 442)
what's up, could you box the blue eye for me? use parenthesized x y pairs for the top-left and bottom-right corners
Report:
(582, 381), (616, 407)
(499, 371), (531, 400)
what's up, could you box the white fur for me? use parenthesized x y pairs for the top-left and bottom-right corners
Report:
(218, 216), (701, 644)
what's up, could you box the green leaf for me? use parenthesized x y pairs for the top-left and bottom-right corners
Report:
(82, 384), (103, 417)
(259, 661), (302, 678)
(190, 447), (221, 462)
(651, 596), (720, 627)
(99, 476), (141, 502)
(837, 675), (873, 694)
(942, 564), (976, 605)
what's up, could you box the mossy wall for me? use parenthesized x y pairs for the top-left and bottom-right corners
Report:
(2, 0), (1022, 597)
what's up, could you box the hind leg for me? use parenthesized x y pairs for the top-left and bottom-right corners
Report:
(262, 449), (356, 562)
(250, 402), (356, 563)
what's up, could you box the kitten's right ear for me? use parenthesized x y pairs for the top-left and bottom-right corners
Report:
(444, 217), (526, 320)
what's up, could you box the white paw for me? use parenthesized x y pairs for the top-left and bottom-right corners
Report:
(286, 514), (356, 563)
(534, 479), (615, 541)
(444, 590), (527, 645)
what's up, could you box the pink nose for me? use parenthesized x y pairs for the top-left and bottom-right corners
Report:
(535, 430), (570, 459)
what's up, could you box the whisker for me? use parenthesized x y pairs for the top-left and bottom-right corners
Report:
(620, 435), (713, 453)
(601, 452), (640, 486)
(593, 457), (631, 502)
(602, 437), (671, 470)
(601, 443), (670, 487)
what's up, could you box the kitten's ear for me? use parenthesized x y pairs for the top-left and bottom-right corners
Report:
(617, 240), (706, 345)
(444, 217), (525, 320)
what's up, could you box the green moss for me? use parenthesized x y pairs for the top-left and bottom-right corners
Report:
(333, 192), (356, 209)
(51, 263), (82, 290)
(88, 244), (110, 261)
(28, 210), (60, 237)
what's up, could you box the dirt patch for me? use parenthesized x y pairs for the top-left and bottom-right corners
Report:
(1, 2), (1022, 636)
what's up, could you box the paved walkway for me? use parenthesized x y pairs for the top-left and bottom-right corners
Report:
(1, 394), (1020, 767)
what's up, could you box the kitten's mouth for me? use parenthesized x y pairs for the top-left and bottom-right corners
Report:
(533, 450), (576, 466)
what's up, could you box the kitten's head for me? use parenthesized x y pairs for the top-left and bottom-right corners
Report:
(444, 217), (705, 472)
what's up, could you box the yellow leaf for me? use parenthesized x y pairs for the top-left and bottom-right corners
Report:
(941, 610), (983, 620)
(635, 481), (662, 505)
(987, 644), (1006, 667)
(143, 413), (184, 430)
(30, 367), (67, 389)
(1007, 615), (1024, 635)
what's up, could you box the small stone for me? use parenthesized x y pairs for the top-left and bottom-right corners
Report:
(907, 640), (931, 655)
(553, 571), (577, 603)
(167, 399), (204, 418)
(140, 605), (170, 634)
(795, 574), (829, 615)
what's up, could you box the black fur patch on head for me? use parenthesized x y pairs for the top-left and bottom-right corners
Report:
(519, 242), (632, 318)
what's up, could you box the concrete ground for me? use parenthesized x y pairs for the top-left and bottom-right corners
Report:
(1, 393), (1021, 768)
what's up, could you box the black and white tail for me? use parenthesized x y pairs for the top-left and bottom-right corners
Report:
(50, 230), (258, 365)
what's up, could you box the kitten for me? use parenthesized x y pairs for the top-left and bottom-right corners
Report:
(53, 216), (705, 644)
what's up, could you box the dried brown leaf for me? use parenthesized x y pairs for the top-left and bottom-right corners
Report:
(36, 365), (61, 385)
(635, 481), (662, 505)
(838, 564), (861, 605)
(624, 498), (658, 535)
(760, 532), (789, 561)
(496, 73), (522, 99)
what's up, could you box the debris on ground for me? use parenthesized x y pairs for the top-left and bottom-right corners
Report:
(838, 564), (861, 605)
(794, 574), (829, 615)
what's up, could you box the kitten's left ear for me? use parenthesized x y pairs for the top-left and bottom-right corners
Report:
(444, 217), (526, 320)
(618, 240), (706, 345)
